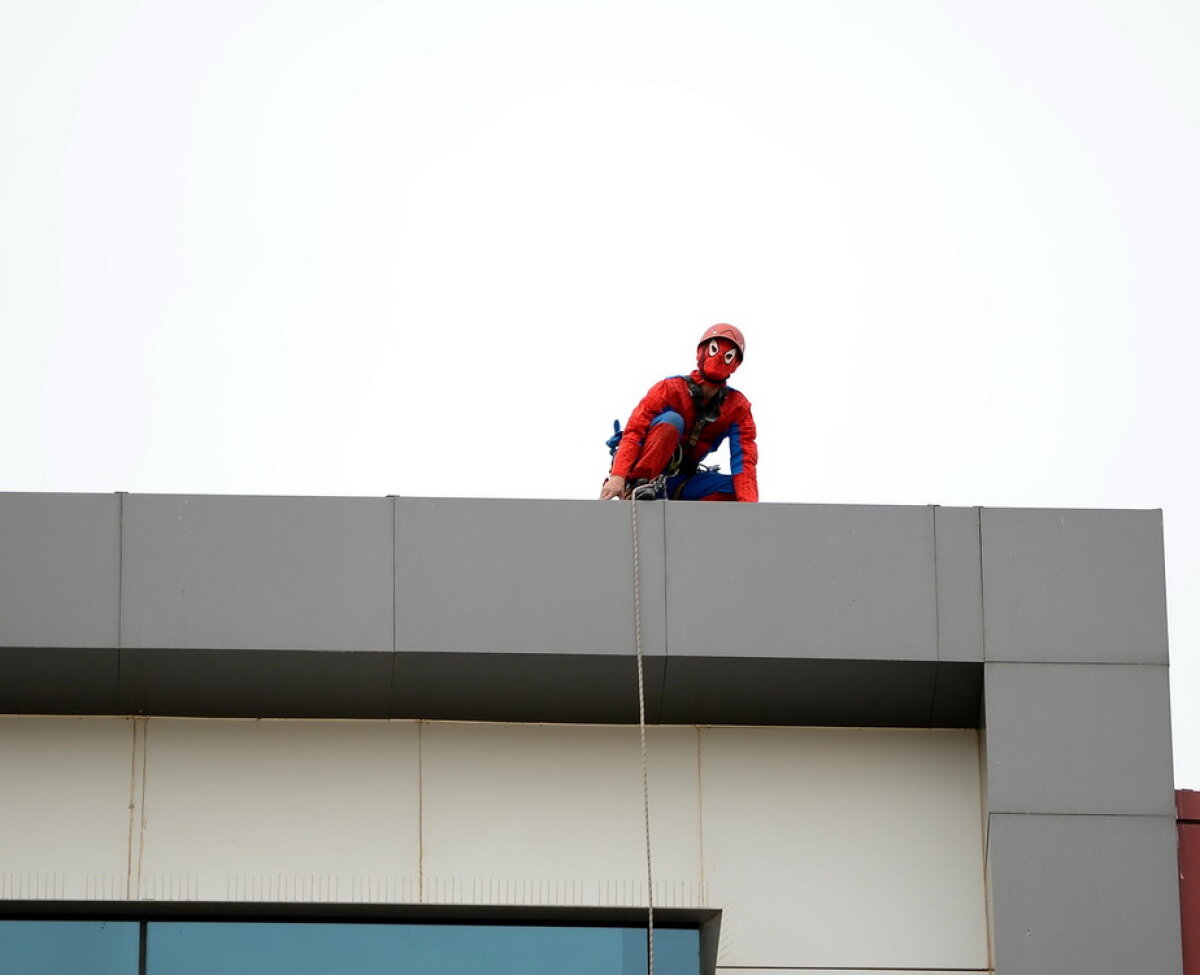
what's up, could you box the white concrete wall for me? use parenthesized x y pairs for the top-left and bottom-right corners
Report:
(0, 716), (988, 972)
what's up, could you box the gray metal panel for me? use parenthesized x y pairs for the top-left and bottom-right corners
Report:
(664, 503), (937, 660)
(121, 495), (393, 651)
(394, 498), (665, 655)
(988, 813), (1183, 975)
(934, 506), (983, 662)
(0, 648), (119, 713)
(118, 648), (393, 718)
(0, 493), (120, 648)
(981, 508), (1168, 664)
(984, 662), (1175, 816)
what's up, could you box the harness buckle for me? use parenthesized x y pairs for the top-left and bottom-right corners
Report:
(629, 475), (668, 501)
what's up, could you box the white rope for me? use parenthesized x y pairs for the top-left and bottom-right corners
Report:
(630, 497), (655, 975)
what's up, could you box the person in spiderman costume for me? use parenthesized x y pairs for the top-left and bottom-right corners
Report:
(599, 324), (758, 502)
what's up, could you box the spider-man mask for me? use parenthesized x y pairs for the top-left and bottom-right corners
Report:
(697, 337), (741, 384)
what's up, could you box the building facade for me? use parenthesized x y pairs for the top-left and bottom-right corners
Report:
(0, 494), (1184, 974)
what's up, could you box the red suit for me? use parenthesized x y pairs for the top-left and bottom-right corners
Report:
(611, 369), (759, 502)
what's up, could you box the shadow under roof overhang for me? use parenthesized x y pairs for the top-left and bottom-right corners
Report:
(0, 646), (981, 728)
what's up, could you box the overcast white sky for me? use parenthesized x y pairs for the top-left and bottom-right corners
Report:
(2, 1), (1198, 782)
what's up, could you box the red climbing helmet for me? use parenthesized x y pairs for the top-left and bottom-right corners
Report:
(698, 323), (745, 360)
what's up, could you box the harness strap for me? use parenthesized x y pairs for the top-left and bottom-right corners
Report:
(680, 378), (727, 473)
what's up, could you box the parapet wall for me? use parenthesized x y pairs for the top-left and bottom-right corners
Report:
(0, 495), (989, 723)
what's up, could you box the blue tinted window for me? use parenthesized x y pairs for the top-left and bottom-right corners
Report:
(147, 922), (699, 975)
(0, 920), (139, 975)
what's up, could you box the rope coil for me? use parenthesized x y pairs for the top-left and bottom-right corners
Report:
(630, 497), (655, 975)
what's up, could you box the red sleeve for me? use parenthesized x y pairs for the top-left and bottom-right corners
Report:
(611, 379), (678, 479)
(728, 395), (758, 502)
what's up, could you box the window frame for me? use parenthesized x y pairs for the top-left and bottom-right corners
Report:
(0, 903), (721, 975)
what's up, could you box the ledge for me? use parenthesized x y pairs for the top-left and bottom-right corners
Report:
(0, 493), (1165, 727)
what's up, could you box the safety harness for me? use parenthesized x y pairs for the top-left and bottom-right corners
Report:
(678, 376), (728, 474)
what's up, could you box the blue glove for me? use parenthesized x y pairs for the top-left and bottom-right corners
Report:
(605, 419), (624, 457)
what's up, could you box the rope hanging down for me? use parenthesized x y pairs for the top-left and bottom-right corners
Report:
(629, 497), (655, 975)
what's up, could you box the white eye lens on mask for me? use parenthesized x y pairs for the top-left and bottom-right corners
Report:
(724, 349), (736, 364)
(708, 341), (720, 356)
